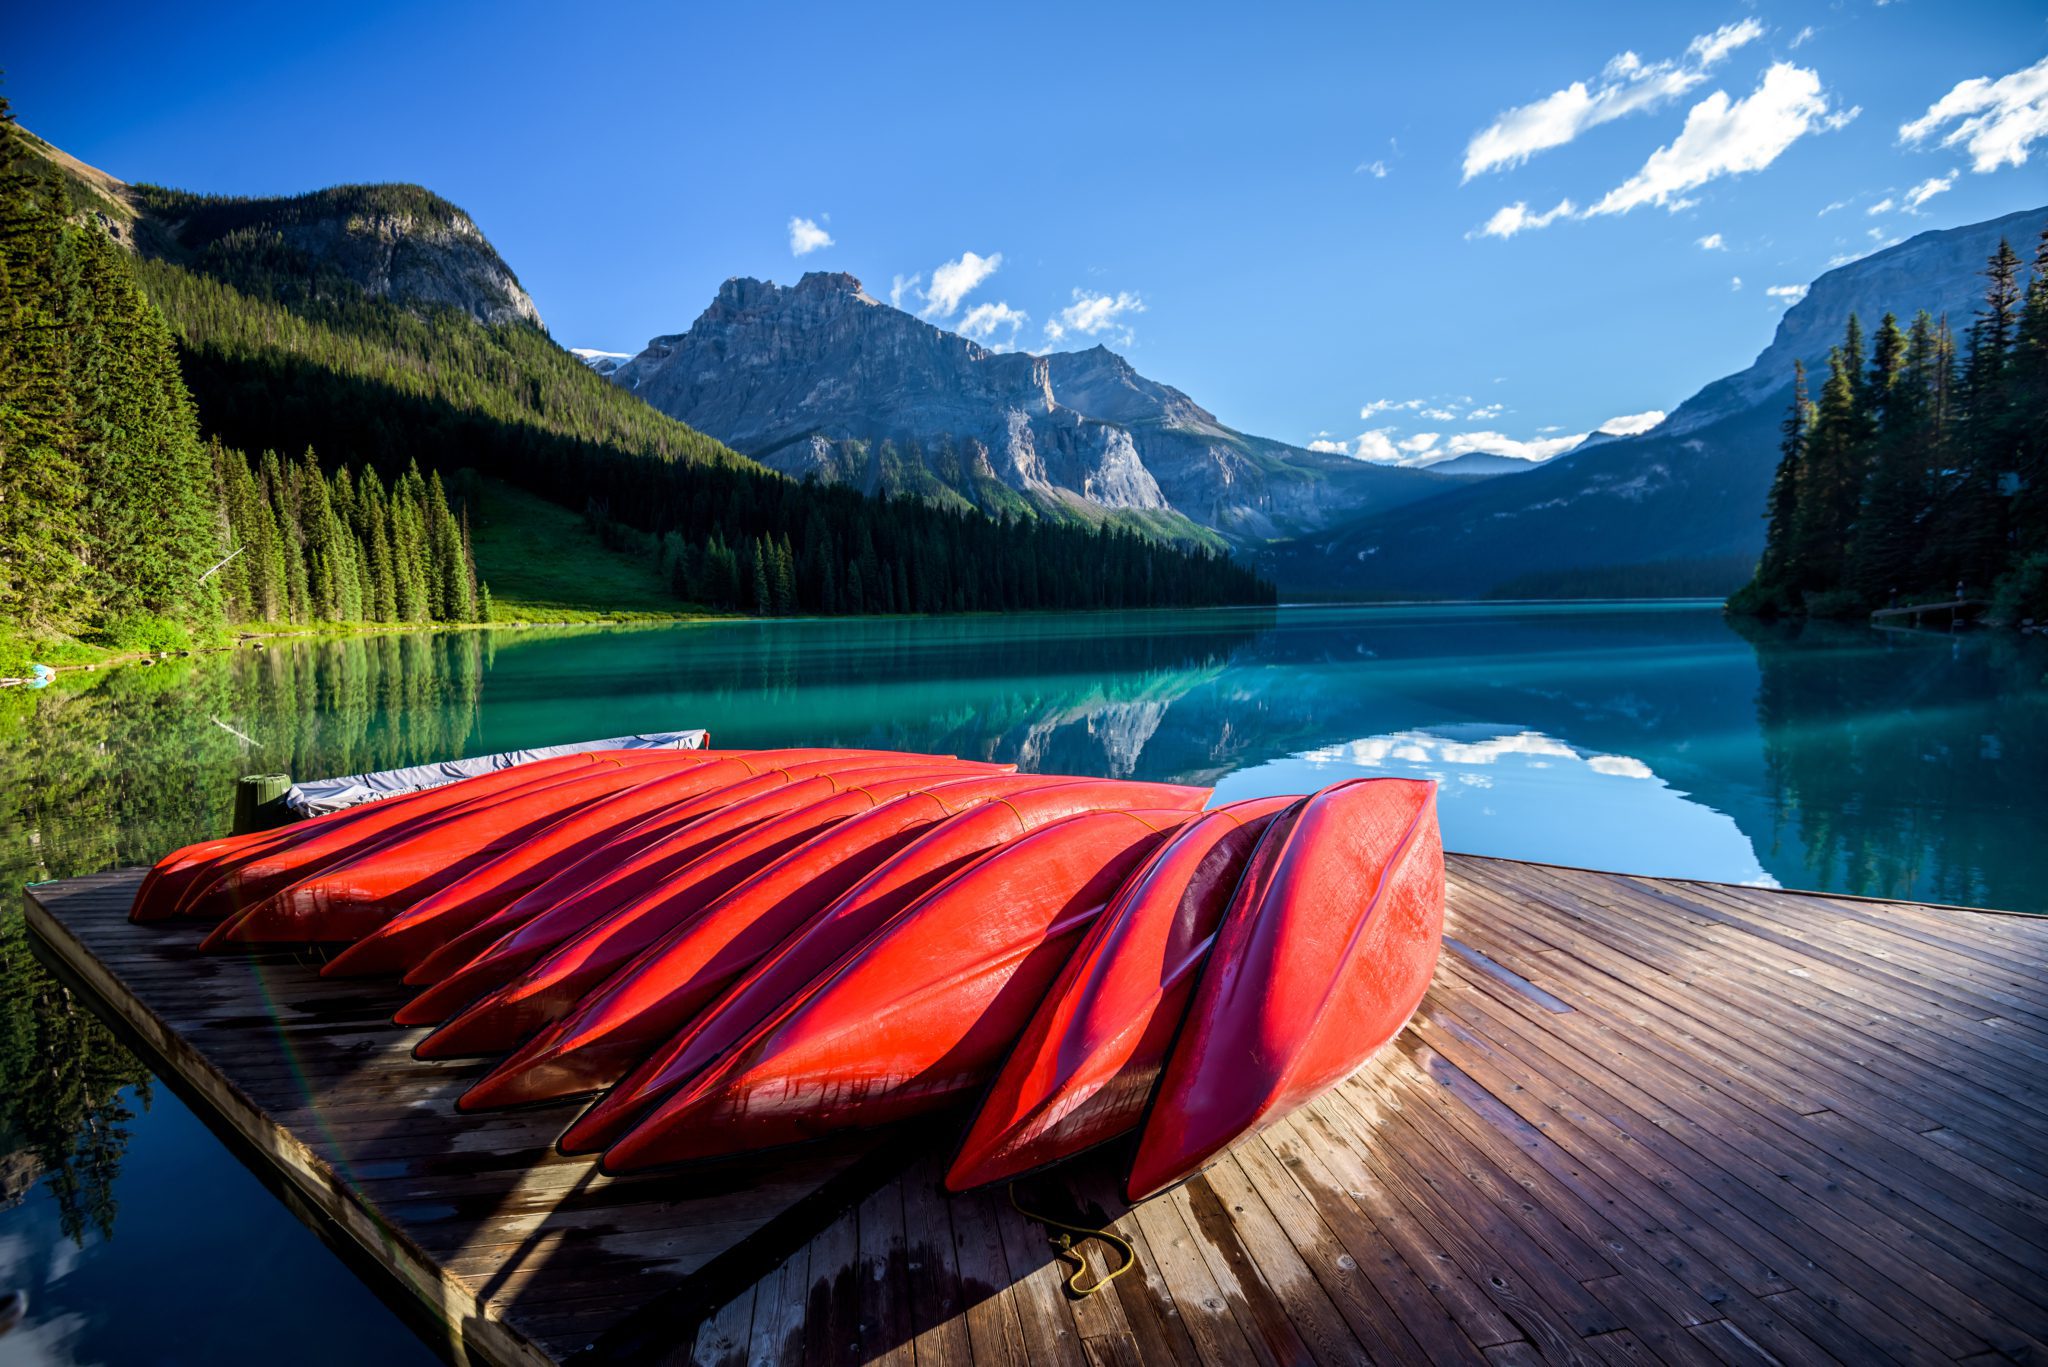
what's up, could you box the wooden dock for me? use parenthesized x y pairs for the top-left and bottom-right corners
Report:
(25, 859), (2048, 1365)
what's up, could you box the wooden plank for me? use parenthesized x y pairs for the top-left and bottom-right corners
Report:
(23, 871), (901, 1367)
(896, 1152), (974, 1366)
(32, 856), (2048, 1367)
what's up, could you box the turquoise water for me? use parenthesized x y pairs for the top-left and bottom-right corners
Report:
(1, 602), (2043, 1363)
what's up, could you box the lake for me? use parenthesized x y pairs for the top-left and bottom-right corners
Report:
(2, 601), (2043, 1364)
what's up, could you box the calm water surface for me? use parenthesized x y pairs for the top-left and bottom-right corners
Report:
(2, 602), (2043, 1364)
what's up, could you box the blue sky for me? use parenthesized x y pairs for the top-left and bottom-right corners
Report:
(8, 0), (2045, 463)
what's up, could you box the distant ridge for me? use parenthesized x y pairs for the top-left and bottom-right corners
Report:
(1272, 203), (2048, 598)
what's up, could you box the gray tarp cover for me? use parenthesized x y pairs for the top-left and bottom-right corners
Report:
(283, 730), (710, 817)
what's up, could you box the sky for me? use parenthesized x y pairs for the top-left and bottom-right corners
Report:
(7, 0), (2046, 465)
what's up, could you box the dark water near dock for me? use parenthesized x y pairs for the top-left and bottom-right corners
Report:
(1, 602), (2043, 1363)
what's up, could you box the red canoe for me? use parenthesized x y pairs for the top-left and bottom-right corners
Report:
(394, 754), (997, 993)
(169, 750), (696, 930)
(558, 778), (1211, 1153)
(598, 807), (1195, 1173)
(1124, 777), (1443, 1202)
(135, 749), (700, 922)
(945, 794), (1300, 1192)
(199, 760), (719, 948)
(396, 761), (981, 1031)
(457, 773), (1081, 1110)
(319, 755), (893, 977)
(415, 768), (977, 1060)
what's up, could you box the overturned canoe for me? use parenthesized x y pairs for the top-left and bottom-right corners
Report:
(417, 767), (987, 1060)
(167, 750), (696, 930)
(461, 773), (1081, 1111)
(201, 758), (718, 948)
(599, 807), (1194, 1173)
(135, 749), (698, 923)
(321, 755), (1003, 978)
(1126, 777), (1443, 1202)
(558, 777), (1211, 1153)
(946, 793), (1300, 1192)
(398, 760), (991, 1033)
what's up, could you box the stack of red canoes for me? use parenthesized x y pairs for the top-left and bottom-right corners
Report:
(137, 746), (1443, 1200)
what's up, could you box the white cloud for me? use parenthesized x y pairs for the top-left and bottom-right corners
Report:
(1900, 56), (2048, 172)
(1043, 288), (1146, 347)
(1419, 406), (1459, 421)
(1766, 283), (1808, 304)
(1307, 438), (1352, 454)
(1472, 198), (1578, 239)
(1444, 430), (1587, 461)
(888, 273), (921, 309)
(1360, 398), (1425, 418)
(1790, 25), (1816, 50)
(1731, 275), (1743, 290)
(1903, 172), (1955, 209)
(1867, 197), (1897, 215)
(1466, 403), (1505, 421)
(1462, 19), (1763, 180)
(1587, 64), (1856, 218)
(1818, 198), (1850, 216)
(920, 251), (1002, 318)
(1357, 159), (1389, 178)
(1599, 409), (1666, 435)
(1352, 430), (1405, 463)
(1696, 232), (1726, 250)
(957, 301), (1029, 350)
(1399, 432), (1442, 454)
(788, 215), (834, 256)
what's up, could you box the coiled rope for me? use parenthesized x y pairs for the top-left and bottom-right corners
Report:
(1007, 1183), (1136, 1298)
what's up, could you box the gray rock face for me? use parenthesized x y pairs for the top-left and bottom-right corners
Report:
(611, 273), (1441, 541)
(1275, 203), (2048, 597)
(1666, 205), (2048, 438)
(263, 206), (543, 328)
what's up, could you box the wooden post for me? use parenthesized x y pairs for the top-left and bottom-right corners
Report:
(232, 773), (293, 835)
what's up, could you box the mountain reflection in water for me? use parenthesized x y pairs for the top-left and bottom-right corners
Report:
(0, 602), (2042, 1364)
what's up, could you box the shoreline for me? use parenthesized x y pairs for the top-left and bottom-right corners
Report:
(0, 611), (728, 686)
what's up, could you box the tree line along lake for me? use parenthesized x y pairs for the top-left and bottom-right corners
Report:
(1, 599), (2044, 1364)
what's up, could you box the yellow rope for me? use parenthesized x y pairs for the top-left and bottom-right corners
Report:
(1007, 1184), (1136, 1298)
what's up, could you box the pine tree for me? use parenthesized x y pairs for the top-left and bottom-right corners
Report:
(1751, 359), (1813, 610)
(2013, 229), (2048, 555)
(0, 108), (86, 627)
(1850, 313), (1927, 604)
(1787, 329), (1865, 603)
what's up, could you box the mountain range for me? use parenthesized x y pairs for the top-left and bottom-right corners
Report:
(604, 273), (1461, 548)
(35, 114), (2041, 605)
(595, 203), (2045, 596)
(1268, 204), (2048, 598)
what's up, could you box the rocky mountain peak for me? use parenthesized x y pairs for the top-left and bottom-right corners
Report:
(608, 275), (1442, 543)
(112, 170), (545, 329)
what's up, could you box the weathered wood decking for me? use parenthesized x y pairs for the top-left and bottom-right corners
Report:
(26, 859), (2048, 1365)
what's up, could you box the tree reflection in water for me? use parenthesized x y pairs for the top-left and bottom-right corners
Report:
(0, 631), (489, 1243)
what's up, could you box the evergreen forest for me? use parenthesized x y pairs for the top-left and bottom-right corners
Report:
(1730, 232), (2048, 622)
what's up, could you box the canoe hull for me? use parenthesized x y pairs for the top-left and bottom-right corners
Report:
(598, 808), (1194, 1173)
(556, 778), (1210, 1153)
(946, 794), (1299, 1192)
(1126, 778), (1443, 1202)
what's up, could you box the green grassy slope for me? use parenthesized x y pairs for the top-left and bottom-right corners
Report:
(466, 478), (701, 621)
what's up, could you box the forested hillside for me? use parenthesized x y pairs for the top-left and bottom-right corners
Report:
(132, 211), (1271, 616)
(1731, 233), (2047, 621)
(0, 107), (1271, 664)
